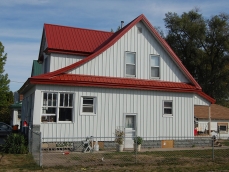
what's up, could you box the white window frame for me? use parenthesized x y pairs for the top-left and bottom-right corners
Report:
(163, 100), (173, 117)
(81, 96), (97, 115)
(41, 92), (74, 123)
(150, 54), (160, 79)
(125, 52), (136, 77)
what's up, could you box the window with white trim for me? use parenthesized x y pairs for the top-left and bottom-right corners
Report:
(59, 93), (73, 121)
(217, 123), (228, 133)
(41, 92), (73, 122)
(163, 101), (173, 117)
(81, 97), (96, 115)
(125, 52), (136, 77)
(150, 55), (160, 78)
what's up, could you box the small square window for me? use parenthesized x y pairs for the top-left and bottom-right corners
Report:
(81, 97), (96, 115)
(163, 101), (173, 117)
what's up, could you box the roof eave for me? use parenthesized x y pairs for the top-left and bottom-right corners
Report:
(44, 48), (92, 56)
(29, 77), (198, 93)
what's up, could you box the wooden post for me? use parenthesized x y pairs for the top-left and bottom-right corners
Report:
(209, 105), (211, 135)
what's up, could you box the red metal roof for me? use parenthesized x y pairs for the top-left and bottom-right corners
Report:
(29, 74), (215, 103)
(40, 14), (201, 90)
(24, 14), (215, 104)
(31, 74), (197, 91)
(44, 24), (113, 55)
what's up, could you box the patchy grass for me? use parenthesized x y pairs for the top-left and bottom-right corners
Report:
(1, 148), (229, 171)
(221, 139), (229, 146)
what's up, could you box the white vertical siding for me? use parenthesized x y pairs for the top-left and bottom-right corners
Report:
(194, 94), (210, 106)
(21, 87), (36, 126)
(33, 85), (195, 140)
(69, 22), (189, 83)
(49, 53), (85, 72)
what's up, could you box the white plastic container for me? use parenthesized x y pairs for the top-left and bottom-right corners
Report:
(94, 141), (99, 151)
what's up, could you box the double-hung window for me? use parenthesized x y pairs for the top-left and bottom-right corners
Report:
(163, 101), (173, 117)
(125, 52), (136, 77)
(59, 93), (73, 121)
(150, 55), (160, 78)
(81, 97), (96, 115)
(42, 92), (57, 122)
(41, 92), (74, 122)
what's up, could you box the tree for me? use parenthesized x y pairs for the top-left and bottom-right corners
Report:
(164, 9), (229, 105)
(0, 41), (13, 124)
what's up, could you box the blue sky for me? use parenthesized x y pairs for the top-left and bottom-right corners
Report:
(1, 0), (229, 92)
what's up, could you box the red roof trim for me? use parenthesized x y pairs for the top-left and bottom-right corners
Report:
(30, 74), (197, 91)
(29, 74), (215, 104)
(196, 91), (216, 104)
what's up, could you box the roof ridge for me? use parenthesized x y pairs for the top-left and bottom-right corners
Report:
(44, 23), (113, 34)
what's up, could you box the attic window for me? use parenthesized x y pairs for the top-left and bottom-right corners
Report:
(150, 55), (160, 78)
(138, 27), (142, 33)
(125, 52), (136, 77)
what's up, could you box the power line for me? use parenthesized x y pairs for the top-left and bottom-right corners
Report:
(11, 81), (24, 83)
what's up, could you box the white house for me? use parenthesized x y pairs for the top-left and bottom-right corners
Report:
(10, 92), (22, 130)
(19, 14), (215, 148)
(195, 104), (229, 139)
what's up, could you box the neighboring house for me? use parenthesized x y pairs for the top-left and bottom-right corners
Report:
(10, 92), (23, 129)
(195, 104), (229, 139)
(31, 60), (43, 77)
(10, 60), (42, 130)
(19, 14), (215, 148)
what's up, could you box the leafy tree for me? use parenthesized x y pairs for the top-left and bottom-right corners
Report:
(0, 41), (12, 123)
(164, 9), (229, 105)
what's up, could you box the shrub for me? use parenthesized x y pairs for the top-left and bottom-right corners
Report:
(134, 136), (143, 145)
(2, 133), (28, 154)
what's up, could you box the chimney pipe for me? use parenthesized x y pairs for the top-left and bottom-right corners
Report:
(121, 21), (124, 28)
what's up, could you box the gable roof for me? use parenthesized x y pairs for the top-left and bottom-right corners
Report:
(36, 14), (201, 88)
(38, 24), (113, 61)
(195, 104), (229, 120)
(19, 14), (215, 104)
